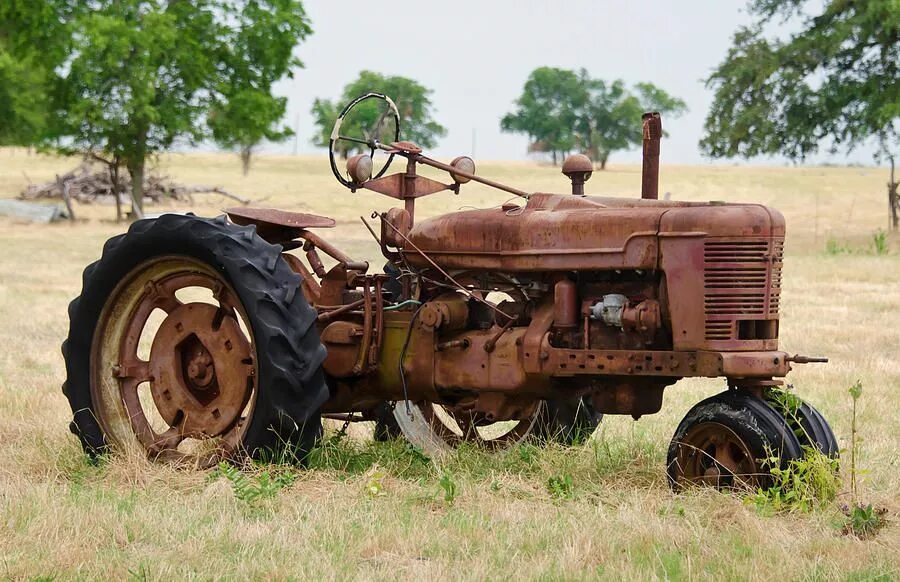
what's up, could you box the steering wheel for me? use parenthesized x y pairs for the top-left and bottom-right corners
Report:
(329, 92), (401, 189)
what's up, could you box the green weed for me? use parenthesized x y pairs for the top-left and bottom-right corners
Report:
(437, 471), (458, 505)
(363, 467), (386, 497)
(840, 381), (887, 538)
(753, 386), (840, 513)
(750, 447), (840, 514)
(848, 380), (862, 502)
(824, 231), (891, 256)
(546, 474), (574, 499)
(307, 434), (431, 479)
(842, 503), (886, 539)
(824, 238), (852, 255)
(210, 461), (298, 504)
(872, 229), (889, 255)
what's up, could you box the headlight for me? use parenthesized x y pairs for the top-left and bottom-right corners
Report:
(450, 156), (476, 184)
(346, 154), (373, 183)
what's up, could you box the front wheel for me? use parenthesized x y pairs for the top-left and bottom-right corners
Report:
(667, 390), (803, 490)
(62, 214), (329, 466)
(766, 391), (839, 457)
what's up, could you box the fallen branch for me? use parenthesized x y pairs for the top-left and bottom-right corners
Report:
(20, 161), (252, 209)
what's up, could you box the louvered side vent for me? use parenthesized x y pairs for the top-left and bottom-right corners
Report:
(770, 239), (783, 315)
(703, 238), (783, 341)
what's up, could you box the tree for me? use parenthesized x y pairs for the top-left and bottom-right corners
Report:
(0, 44), (48, 147)
(578, 80), (687, 170)
(501, 67), (589, 165)
(1, 1), (311, 217)
(502, 68), (687, 168)
(210, 90), (292, 175)
(0, 1), (69, 147)
(210, 0), (311, 175)
(700, 0), (899, 228)
(311, 71), (446, 158)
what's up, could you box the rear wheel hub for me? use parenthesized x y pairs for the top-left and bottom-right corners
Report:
(148, 302), (253, 437)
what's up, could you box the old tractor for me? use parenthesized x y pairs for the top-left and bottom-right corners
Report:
(62, 93), (837, 489)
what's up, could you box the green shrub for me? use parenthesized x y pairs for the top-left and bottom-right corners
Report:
(750, 448), (840, 514)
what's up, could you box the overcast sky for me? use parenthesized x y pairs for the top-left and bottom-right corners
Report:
(268, 0), (879, 166)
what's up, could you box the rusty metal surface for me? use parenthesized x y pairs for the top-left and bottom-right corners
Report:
(362, 172), (452, 199)
(404, 194), (661, 271)
(226, 207), (335, 243)
(227, 103), (816, 429)
(641, 112), (661, 200)
(415, 401), (539, 447)
(669, 421), (761, 488)
(562, 154), (593, 196)
(95, 258), (257, 459)
(148, 301), (253, 437)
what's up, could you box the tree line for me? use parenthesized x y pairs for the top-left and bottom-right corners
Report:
(0, 0), (896, 225)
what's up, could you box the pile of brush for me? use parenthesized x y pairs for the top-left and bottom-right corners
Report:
(20, 161), (250, 219)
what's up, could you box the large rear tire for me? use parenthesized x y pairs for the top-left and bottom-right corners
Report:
(62, 214), (329, 466)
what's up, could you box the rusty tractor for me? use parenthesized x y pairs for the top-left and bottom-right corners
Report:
(62, 93), (837, 489)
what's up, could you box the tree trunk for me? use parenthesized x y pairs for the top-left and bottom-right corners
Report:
(127, 157), (145, 220)
(599, 153), (609, 170)
(110, 158), (122, 223)
(240, 146), (252, 176)
(551, 150), (558, 166)
(56, 173), (76, 221)
(889, 155), (898, 231)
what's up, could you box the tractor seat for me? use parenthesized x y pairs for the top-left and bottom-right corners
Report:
(226, 207), (335, 243)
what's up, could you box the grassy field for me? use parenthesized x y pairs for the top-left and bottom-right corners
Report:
(0, 149), (898, 580)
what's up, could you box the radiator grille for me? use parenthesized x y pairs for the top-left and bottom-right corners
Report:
(703, 238), (782, 341)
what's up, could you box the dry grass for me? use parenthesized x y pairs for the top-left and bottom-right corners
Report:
(0, 149), (898, 580)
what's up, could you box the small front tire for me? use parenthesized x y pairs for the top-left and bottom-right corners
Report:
(667, 390), (803, 490)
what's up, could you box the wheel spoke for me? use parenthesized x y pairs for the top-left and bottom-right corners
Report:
(152, 279), (183, 313)
(120, 378), (158, 448)
(337, 135), (372, 147)
(113, 359), (151, 382)
(713, 441), (741, 475)
(211, 284), (241, 330)
(151, 425), (185, 452)
(676, 421), (762, 490)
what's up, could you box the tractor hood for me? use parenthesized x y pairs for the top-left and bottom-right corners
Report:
(403, 193), (784, 272)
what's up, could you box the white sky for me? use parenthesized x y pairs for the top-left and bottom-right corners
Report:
(267, 0), (881, 166)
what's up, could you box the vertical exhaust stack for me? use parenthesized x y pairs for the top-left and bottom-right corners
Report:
(641, 112), (662, 200)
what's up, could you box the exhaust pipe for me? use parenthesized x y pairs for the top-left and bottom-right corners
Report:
(641, 112), (662, 200)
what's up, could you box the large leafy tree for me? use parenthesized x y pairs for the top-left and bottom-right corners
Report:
(311, 71), (446, 158)
(579, 80), (687, 169)
(210, 0), (310, 175)
(502, 67), (686, 168)
(0, 45), (48, 146)
(1, 1), (310, 217)
(0, 1), (70, 146)
(501, 67), (589, 166)
(701, 0), (899, 227)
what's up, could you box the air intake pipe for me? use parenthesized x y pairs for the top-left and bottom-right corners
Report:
(641, 112), (662, 200)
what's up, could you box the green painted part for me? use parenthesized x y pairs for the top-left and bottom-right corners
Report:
(383, 299), (423, 312)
